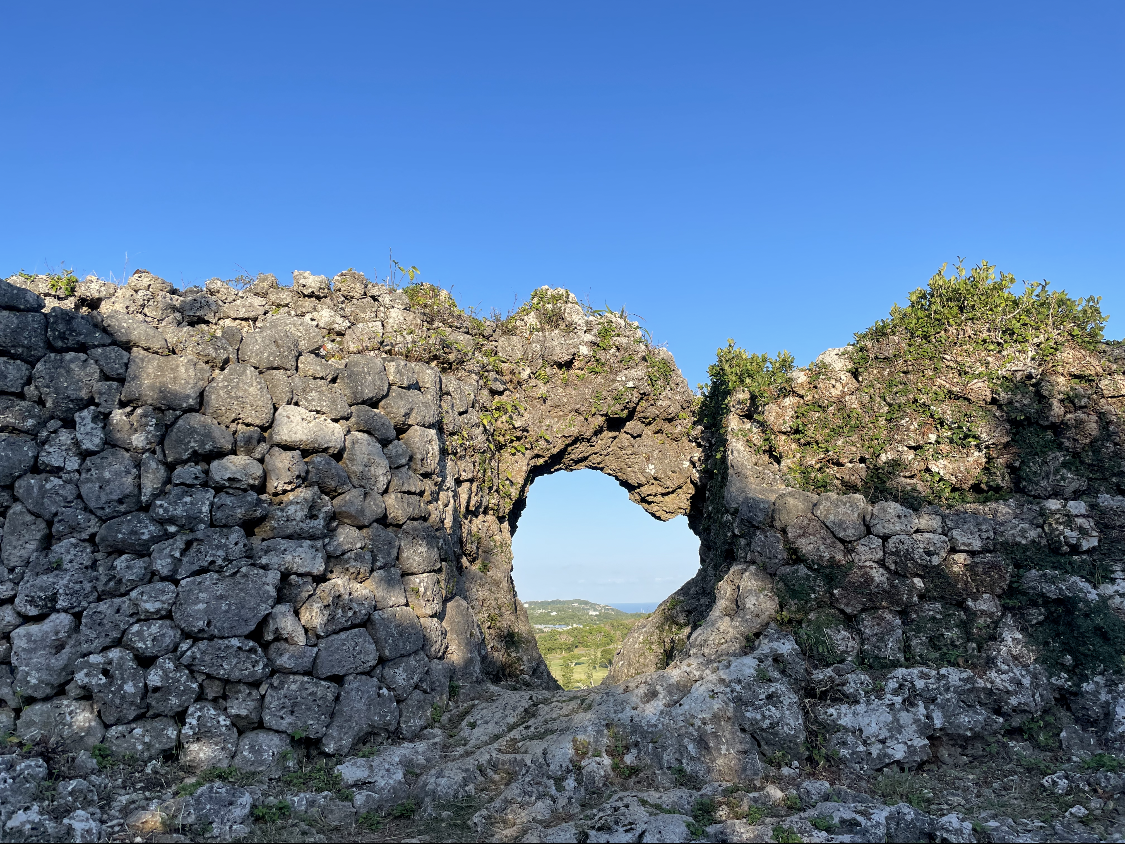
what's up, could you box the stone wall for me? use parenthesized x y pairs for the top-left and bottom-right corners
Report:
(0, 269), (698, 762)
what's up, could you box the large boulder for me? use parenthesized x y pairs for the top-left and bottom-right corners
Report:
(73, 648), (147, 725)
(203, 364), (274, 428)
(15, 699), (104, 752)
(261, 674), (337, 738)
(181, 638), (270, 682)
(121, 349), (210, 410)
(0, 310), (47, 363)
(78, 448), (140, 519)
(163, 412), (234, 463)
(268, 405), (345, 453)
(321, 675), (399, 755)
(339, 356), (389, 406)
(172, 568), (279, 638)
(31, 353), (102, 419)
(10, 612), (81, 699)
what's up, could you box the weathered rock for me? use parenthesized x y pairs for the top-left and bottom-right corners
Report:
(367, 566), (408, 609)
(313, 627), (381, 678)
(87, 344), (131, 379)
(0, 310), (47, 363)
(105, 406), (165, 451)
(104, 717), (179, 761)
(121, 349), (210, 410)
(31, 353), (102, 419)
(396, 688), (436, 739)
(163, 412), (234, 463)
(209, 455), (264, 489)
(46, 307), (111, 351)
(339, 356), (389, 406)
(239, 326), (299, 370)
(305, 453), (352, 496)
(340, 431), (391, 492)
(182, 637), (270, 682)
(268, 641), (318, 673)
(858, 609), (905, 665)
(172, 567), (279, 638)
(263, 446), (306, 494)
(868, 501), (917, 537)
(0, 434), (37, 485)
(15, 698), (104, 751)
(379, 649), (429, 700)
(256, 487), (334, 539)
(74, 599), (136, 656)
(268, 404), (345, 453)
(211, 490), (270, 526)
(299, 577), (375, 636)
(402, 572), (444, 617)
(101, 311), (169, 353)
(151, 485), (213, 529)
(0, 356), (31, 393)
(121, 619), (183, 657)
(293, 376), (351, 418)
(331, 487), (386, 526)
(73, 647), (147, 725)
(232, 729), (292, 776)
(15, 538), (98, 616)
(180, 702), (240, 772)
(0, 278), (45, 311)
(786, 514), (849, 568)
(321, 675), (399, 755)
(259, 538), (326, 575)
(78, 448), (140, 518)
(14, 474), (78, 520)
(95, 552), (152, 596)
(347, 405), (397, 443)
(368, 606), (425, 661)
(203, 364), (274, 427)
(261, 674), (337, 738)
(10, 611), (80, 698)
(400, 425), (440, 475)
(145, 656), (200, 716)
(1, 503), (49, 569)
(379, 386), (439, 431)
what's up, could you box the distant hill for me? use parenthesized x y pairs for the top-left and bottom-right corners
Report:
(523, 599), (646, 627)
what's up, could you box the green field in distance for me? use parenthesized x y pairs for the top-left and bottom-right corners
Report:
(524, 599), (649, 689)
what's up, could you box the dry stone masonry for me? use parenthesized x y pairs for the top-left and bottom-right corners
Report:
(1, 267), (1124, 842)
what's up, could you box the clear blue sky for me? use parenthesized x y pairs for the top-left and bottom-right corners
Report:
(3, 2), (1121, 602)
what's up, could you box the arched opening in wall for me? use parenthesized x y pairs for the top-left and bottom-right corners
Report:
(510, 469), (700, 688)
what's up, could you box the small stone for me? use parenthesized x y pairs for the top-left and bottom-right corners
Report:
(32, 353), (103, 420)
(331, 487), (386, 526)
(321, 675), (398, 755)
(0, 310), (48, 363)
(75, 598), (137, 654)
(151, 485), (214, 529)
(256, 487), (334, 540)
(379, 650), (428, 700)
(305, 453), (353, 496)
(182, 781), (252, 837)
(239, 326), (299, 370)
(0, 433), (37, 485)
(398, 520), (442, 573)
(121, 619), (183, 657)
(10, 611), (81, 698)
(347, 405), (397, 444)
(868, 501), (917, 537)
(402, 573), (443, 617)
(0, 356), (32, 393)
(258, 538), (326, 575)
(73, 647), (147, 725)
(263, 446), (306, 495)
(267, 641), (318, 673)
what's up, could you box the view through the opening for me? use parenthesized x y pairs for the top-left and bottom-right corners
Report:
(511, 469), (699, 688)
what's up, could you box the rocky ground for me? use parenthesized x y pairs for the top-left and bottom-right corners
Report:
(4, 636), (1124, 843)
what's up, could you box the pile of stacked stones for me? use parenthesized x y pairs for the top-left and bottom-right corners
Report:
(0, 270), (482, 770)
